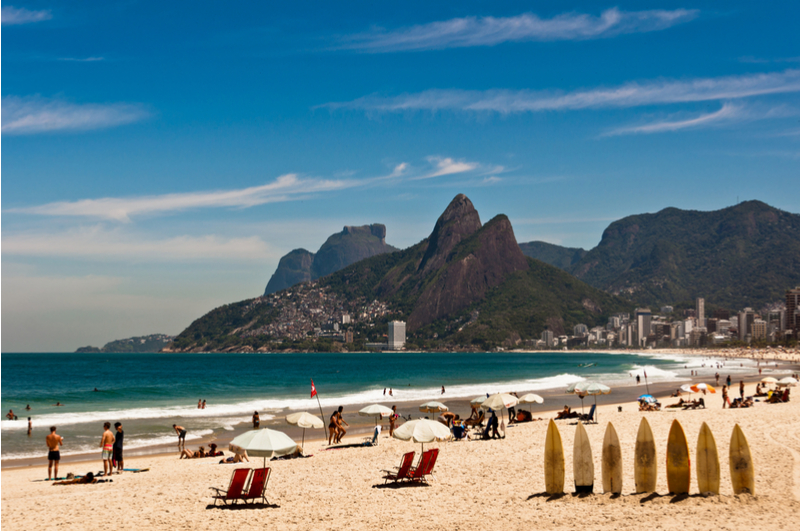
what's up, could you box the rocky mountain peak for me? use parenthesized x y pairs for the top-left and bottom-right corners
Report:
(418, 194), (482, 276)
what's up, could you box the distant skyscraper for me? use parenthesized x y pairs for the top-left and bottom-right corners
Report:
(541, 329), (555, 348)
(787, 287), (800, 337)
(388, 321), (406, 350)
(696, 298), (705, 328)
(635, 308), (652, 347)
(738, 308), (754, 342)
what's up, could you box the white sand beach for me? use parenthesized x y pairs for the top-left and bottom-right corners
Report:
(3, 378), (799, 531)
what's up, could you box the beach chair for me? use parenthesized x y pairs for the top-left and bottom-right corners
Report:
(578, 404), (596, 424)
(362, 425), (381, 446)
(210, 468), (251, 506)
(382, 451), (415, 483)
(241, 467), (271, 505)
(409, 448), (439, 483)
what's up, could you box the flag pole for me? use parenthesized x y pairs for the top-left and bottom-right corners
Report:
(644, 371), (650, 395)
(312, 379), (326, 427)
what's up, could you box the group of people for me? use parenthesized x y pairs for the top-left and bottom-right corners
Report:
(44, 422), (124, 480)
(328, 406), (350, 444)
(197, 400), (207, 409)
(179, 443), (225, 459)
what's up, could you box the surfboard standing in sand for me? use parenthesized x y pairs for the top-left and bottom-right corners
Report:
(666, 419), (691, 494)
(729, 423), (755, 495)
(602, 422), (623, 494)
(634, 417), (657, 493)
(573, 421), (594, 493)
(544, 419), (565, 495)
(696, 422), (720, 495)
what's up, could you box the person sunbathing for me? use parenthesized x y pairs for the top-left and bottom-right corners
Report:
(53, 472), (99, 485)
(555, 406), (576, 419)
(666, 398), (686, 408)
(464, 410), (485, 427)
(515, 410), (533, 423)
(179, 446), (206, 459)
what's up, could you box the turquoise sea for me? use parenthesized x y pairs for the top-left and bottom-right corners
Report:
(0, 351), (764, 462)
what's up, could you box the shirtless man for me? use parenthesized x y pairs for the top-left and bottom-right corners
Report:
(6, 409), (15, 420)
(100, 422), (115, 477)
(46, 426), (64, 480)
(173, 424), (187, 450)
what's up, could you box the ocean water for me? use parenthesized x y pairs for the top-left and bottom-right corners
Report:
(0, 351), (774, 461)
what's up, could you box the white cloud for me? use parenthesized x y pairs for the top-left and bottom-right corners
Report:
(323, 69), (800, 114)
(413, 156), (479, 179)
(2, 6), (52, 25)
(11, 174), (356, 221)
(2, 226), (281, 262)
(2, 96), (150, 135)
(338, 8), (697, 52)
(483, 176), (502, 184)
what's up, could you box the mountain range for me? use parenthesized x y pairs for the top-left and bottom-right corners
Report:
(264, 224), (397, 294)
(519, 200), (800, 310)
(170, 195), (624, 351)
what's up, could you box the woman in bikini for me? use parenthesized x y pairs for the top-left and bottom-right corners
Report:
(335, 406), (348, 443)
(328, 411), (338, 445)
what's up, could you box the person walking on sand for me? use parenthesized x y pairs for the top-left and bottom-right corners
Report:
(328, 410), (338, 445)
(722, 386), (729, 409)
(113, 422), (124, 474)
(100, 422), (115, 477)
(335, 405), (349, 444)
(389, 405), (398, 436)
(173, 424), (187, 450)
(46, 426), (63, 480)
(252, 411), (260, 429)
(726, 375), (732, 388)
(739, 380), (745, 400)
(636, 375), (641, 385)
(715, 373), (720, 386)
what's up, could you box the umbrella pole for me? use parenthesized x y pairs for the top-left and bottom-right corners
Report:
(595, 395), (598, 423)
(302, 428), (306, 449)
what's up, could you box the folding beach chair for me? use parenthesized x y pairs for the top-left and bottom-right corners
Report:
(362, 425), (381, 446)
(241, 467), (271, 505)
(409, 448), (439, 484)
(382, 451), (415, 483)
(578, 404), (596, 424)
(210, 468), (251, 506)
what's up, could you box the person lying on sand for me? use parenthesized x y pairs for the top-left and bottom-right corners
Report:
(180, 446), (206, 459)
(53, 472), (110, 485)
(555, 406), (579, 419)
(666, 398), (686, 408)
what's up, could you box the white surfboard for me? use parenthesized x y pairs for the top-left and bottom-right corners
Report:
(634, 417), (657, 493)
(573, 421), (594, 493)
(602, 422), (622, 494)
(696, 422), (720, 495)
(544, 419), (565, 495)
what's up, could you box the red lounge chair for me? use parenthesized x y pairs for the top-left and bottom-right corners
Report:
(242, 467), (271, 504)
(210, 468), (251, 506)
(382, 451), (415, 483)
(409, 448), (439, 483)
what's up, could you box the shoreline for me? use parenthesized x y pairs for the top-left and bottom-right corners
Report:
(5, 346), (797, 470)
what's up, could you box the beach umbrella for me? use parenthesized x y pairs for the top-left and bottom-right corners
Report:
(679, 384), (695, 394)
(691, 383), (716, 394)
(419, 401), (448, 417)
(480, 393), (519, 410)
(639, 394), (657, 404)
(229, 428), (298, 467)
(778, 376), (797, 387)
(574, 382), (611, 422)
(566, 382), (589, 415)
(358, 404), (394, 426)
(393, 418), (451, 453)
(286, 411), (324, 448)
(470, 396), (487, 405)
(517, 393), (544, 413)
(760, 377), (779, 384)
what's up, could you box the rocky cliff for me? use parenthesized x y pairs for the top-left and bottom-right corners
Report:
(264, 223), (398, 294)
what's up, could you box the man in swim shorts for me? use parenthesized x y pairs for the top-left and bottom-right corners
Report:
(100, 422), (115, 477)
(113, 422), (124, 474)
(46, 426), (64, 480)
(173, 424), (187, 450)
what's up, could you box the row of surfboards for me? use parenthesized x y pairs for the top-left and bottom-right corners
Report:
(544, 418), (755, 496)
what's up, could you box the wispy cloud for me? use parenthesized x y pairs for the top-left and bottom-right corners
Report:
(604, 102), (800, 136)
(323, 69), (800, 114)
(416, 156), (479, 179)
(11, 174), (356, 222)
(2, 96), (150, 135)
(2, 6), (52, 25)
(58, 56), (105, 62)
(2, 227), (279, 262)
(338, 8), (698, 52)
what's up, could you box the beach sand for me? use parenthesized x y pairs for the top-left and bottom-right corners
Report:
(3, 378), (799, 531)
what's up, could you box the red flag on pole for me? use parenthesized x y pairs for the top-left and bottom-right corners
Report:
(311, 379), (317, 398)
(644, 370), (648, 379)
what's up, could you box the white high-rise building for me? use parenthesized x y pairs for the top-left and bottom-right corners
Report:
(388, 321), (406, 350)
(696, 298), (705, 328)
(635, 308), (652, 347)
(541, 330), (555, 348)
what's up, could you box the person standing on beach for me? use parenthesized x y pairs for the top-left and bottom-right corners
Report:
(389, 405), (398, 436)
(46, 426), (63, 479)
(726, 375), (732, 387)
(636, 375), (641, 385)
(100, 422), (115, 477)
(113, 422), (124, 474)
(715, 373), (720, 386)
(739, 380), (745, 400)
(173, 424), (187, 450)
(328, 410), (337, 445)
(253, 411), (260, 429)
(335, 406), (348, 443)
(722, 386), (729, 408)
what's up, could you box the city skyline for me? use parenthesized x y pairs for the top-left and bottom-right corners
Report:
(3, 1), (800, 351)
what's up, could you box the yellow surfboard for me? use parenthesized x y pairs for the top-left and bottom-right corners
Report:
(666, 419), (690, 494)
(696, 422), (720, 495)
(729, 424), (755, 495)
(573, 421), (594, 493)
(602, 422), (623, 494)
(544, 419), (565, 495)
(634, 417), (657, 493)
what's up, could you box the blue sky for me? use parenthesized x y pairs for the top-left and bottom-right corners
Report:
(2, 1), (799, 351)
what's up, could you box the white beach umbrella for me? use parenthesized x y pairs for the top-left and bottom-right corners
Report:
(567, 381), (611, 422)
(286, 411), (324, 447)
(480, 393), (519, 410)
(470, 396), (488, 405)
(419, 401), (448, 416)
(393, 418), (451, 453)
(358, 404), (394, 426)
(778, 376), (797, 387)
(229, 428), (298, 467)
(680, 384), (695, 394)
(760, 377), (779, 384)
(518, 393), (544, 405)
